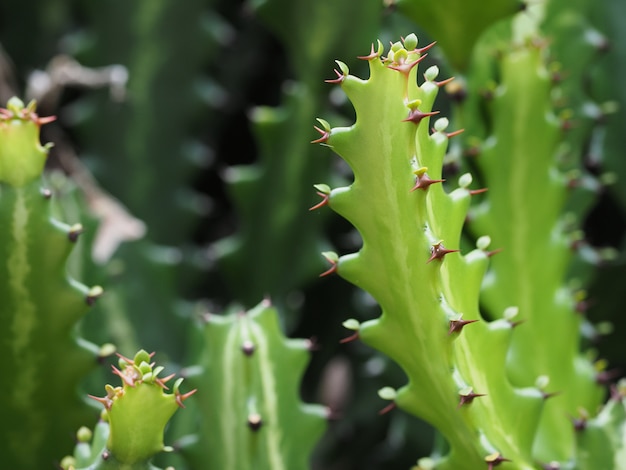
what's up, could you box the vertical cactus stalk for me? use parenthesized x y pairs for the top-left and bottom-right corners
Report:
(462, 9), (611, 462)
(181, 300), (327, 470)
(0, 97), (105, 468)
(60, 350), (195, 470)
(313, 36), (550, 469)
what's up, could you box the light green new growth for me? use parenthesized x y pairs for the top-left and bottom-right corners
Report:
(61, 350), (196, 470)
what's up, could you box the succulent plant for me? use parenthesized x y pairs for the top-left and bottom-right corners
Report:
(0, 97), (105, 468)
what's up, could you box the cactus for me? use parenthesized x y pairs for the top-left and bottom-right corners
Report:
(311, 28), (626, 467)
(179, 300), (327, 470)
(60, 349), (196, 470)
(459, 7), (612, 464)
(466, 38), (604, 464)
(313, 36), (551, 469)
(0, 97), (105, 468)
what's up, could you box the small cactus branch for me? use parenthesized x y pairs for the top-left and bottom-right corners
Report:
(182, 300), (326, 470)
(61, 350), (194, 469)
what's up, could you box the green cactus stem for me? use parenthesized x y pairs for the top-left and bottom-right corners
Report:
(313, 36), (549, 469)
(180, 300), (327, 470)
(61, 350), (196, 470)
(465, 32), (605, 464)
(0, 97), (105, 468)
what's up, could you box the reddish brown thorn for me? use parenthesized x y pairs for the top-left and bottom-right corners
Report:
(485, 453), (511, 469)
(325, 69), (345, 84)
(446, 128), (465, 138)
(176, 388), (198, 408)
(458, 391), (486, 407)
(435, 76), (455, 87)
(403, 109), (439, 125)
(319, 260), (338, 277)
(427, 242), (460, 263)
(36, 115), (56, 126)
(469, 188), (488, 196)
(541, 390), (561, 400)
(485, 248), (503, 258)
(111, 365), (136, 387)
(508, 319), (526, 329)
(115, 352), (134, 365)
(416, 41), (437, 54)
(388, 53), (428, 75)
(339, 332), (359, 344)
(411, 173), (445, 192)
(311, 126), (330, 144)
(88, 394), (113, 410)
(449, 318), (479, 335)
(309, 191), (330, 211)
(155, 373), (176, 390)
(358, 43), (379, 60)
(378, 401), (396, 416)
